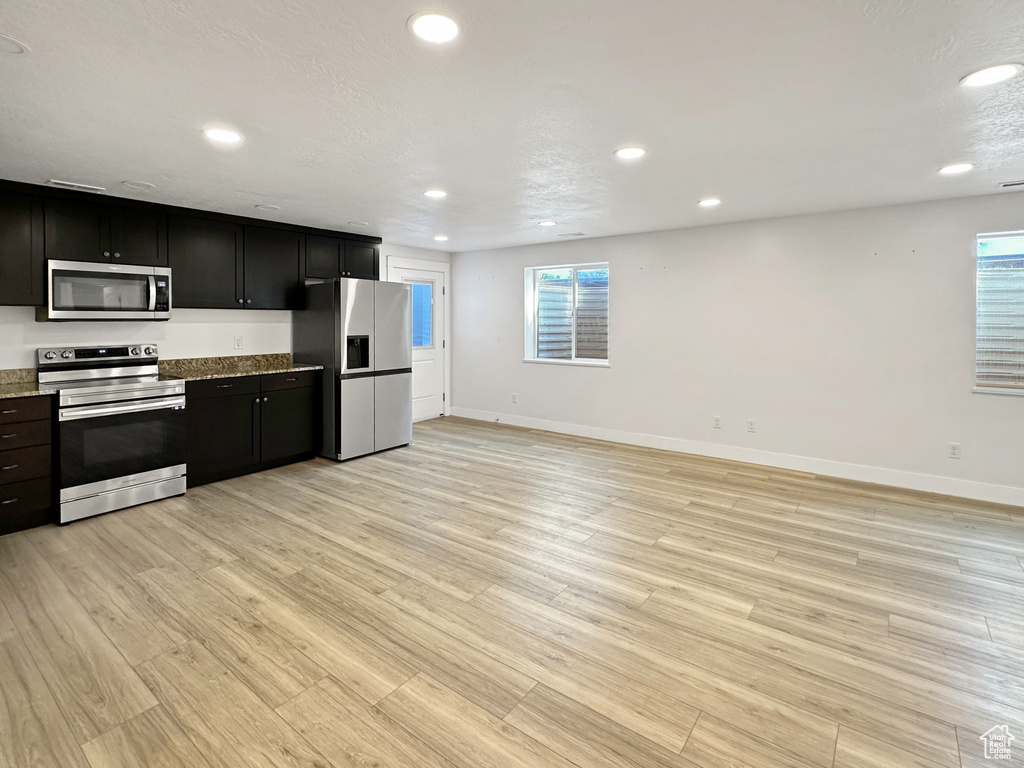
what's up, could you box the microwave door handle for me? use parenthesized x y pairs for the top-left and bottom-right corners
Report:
(59, 396), (186, 422)
(148, 275), (157, 311)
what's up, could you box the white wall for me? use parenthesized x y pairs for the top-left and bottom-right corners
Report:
(451, 192), (1024, 506)
(381, 243), (451, 269)
(0, 307), (291, 369)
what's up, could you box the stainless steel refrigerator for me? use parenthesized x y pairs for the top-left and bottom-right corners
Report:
(293, 278), (413, 460)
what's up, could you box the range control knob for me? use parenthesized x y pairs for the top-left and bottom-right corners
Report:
(143, 346), (156, 356)
(61, 350), (73, 359)
(130, 347), (141, 356)
(44, 351), (57, 360)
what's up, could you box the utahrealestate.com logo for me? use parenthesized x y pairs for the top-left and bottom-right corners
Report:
(980, 725), (1016, 760)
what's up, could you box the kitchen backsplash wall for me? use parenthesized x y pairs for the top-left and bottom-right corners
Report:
(0, 306), (292, 370)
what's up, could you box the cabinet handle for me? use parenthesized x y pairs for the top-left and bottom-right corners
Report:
(102, 251), (111, 258)
(1, 498), (17, 505)
(113, 252), (121, 258)
(286, 377), (297, 382)
(237, 299), (244, 305)
(1, 434), (16, 439)
(0, 409), (16, 415)
(215, 384), (234, 389)
(262, 396), (268, 403)
(1, 465), (17, 471)
(246, 299), (252, 304)
(254, 398), (260, 403)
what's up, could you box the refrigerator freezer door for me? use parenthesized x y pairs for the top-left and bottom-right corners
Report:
(340, 377), (375, 459)
(374, 372), (413, 451)
(374, 281), (412, 372)
(340, 279), (375, 374)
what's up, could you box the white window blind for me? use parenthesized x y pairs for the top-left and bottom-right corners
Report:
(525, 263), (608, 363)
(976, 232), (1024, 390)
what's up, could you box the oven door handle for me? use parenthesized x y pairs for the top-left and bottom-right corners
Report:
(148, 275), (157, 312)
(59, 396), (186, 422)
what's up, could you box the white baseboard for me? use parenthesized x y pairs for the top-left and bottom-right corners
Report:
(450, 407), (1024, 508)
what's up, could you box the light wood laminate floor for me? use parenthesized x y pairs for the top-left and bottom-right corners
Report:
(2, 417), (1024, 768)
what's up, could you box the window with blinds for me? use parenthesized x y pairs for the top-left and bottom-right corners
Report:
(976, 232), (1024, 391)
(525, 263), (609, 363)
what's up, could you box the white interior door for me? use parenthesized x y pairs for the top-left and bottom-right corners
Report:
(388, 265), (447, 422)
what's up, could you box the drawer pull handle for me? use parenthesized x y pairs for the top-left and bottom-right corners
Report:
(1, 434), (16, 439)
(1, 465), (17, 471)
(1, 409), (16, 415)
(286, 377), (298, 381)
(1, 498), (17, 505)
(216, 384), (234, 389)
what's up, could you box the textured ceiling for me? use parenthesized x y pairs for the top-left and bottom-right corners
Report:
(0, 0), (1022, 252)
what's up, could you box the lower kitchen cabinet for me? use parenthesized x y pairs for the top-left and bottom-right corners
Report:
(186, 370), (320, 487)
(0, 396), (54, 536)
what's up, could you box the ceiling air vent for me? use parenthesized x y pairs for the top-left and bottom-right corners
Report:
(46, 179), (106, 193)
(999, 180), (1024, 189)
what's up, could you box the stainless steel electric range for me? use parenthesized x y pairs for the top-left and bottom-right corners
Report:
(37, 344), (187, 524)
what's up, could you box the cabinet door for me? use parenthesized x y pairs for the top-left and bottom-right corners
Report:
(243, 226), (303, 309)
(44, 199), (110, 262)
(186, 391), (260, 484)
(168, 215), (243, 309)
(110, 206), (167, 266)
(344, 241), (378, 279)
(305, 235), (342, 279)
(0, 193), (44, 306)
(260, 386), (318, 462)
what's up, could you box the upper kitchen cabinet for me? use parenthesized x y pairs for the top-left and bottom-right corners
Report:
(168, 215), (243, 309)
(44, 199), (167, 266)
(243, 226), (303, 309)
(0, 192), (45, 306)
(304, 235), (379, 281)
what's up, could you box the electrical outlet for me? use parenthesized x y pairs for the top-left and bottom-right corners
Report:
(512, 393), (518, 404)
(713, 415), (721, 429)
(747, 419), (756, 433)
(233, 336), (243, 350)
(948, 442), (961, 459)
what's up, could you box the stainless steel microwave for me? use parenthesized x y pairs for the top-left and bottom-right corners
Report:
(37, 260), (172, 321)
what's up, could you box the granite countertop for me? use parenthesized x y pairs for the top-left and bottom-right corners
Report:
(159, 354), (322, 382)
(0, 369), (54, 400)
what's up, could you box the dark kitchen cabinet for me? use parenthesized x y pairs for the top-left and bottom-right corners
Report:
(0, 192), (45, 306)
(168, 215), (243, 309)
(186, 370), (320, 487)
(304, 235), (379, 281)
(243, 226), (303, 309)
(44, 199), (167, 266)
(0, 396), (54, 536)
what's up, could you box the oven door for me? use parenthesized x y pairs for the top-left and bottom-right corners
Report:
(58, 396), (186, 495)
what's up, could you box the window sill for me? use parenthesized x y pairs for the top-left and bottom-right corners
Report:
(973, 386), (1024, 397)
(523, 358), (610, 368)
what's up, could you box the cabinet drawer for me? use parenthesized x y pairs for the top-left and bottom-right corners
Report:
(261, 370), (319, 392)
(0, 477), (52, 536)
(0, 397), (51, 426)
(187, 376), (261, 400)
(0, 445), (51, 486)
(0, 419), (51, 450)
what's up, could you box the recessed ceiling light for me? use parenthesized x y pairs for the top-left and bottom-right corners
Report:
(203, 128), (243, 145)
(434, 235), (449, 242)
(255, 204), (281, 211)
(698, 198), (722, 208)
(409, 12), (460, 43)
(122, 181), (155, 192)
(538, 220), (557, 227)
(347, 221), (370, 227)
(939, 163), (974, 175)
(0, 34), (29, 55)
(424, 189), (447, 199)
(615, 147), (646, 160)
(960, 64), (1024, 88)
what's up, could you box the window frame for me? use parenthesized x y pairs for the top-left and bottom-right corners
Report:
(974, 230), (1024, 396)
(523, 261), (610, 367)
